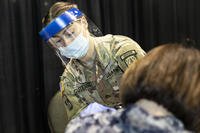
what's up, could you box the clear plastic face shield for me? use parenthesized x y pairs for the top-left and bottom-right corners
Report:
(39, 8), (102, 66)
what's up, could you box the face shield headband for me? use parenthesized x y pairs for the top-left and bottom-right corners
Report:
(39, 8), (83, 42)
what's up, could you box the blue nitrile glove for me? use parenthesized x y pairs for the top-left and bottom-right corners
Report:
(80, 102), (116, 117)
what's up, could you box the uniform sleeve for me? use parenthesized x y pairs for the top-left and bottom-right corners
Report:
(112, 35), (146, 71)
(60, 69), (88, 124)
(48, 91), (68, 133)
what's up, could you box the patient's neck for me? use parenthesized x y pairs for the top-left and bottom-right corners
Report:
(135, 99), (172, 117)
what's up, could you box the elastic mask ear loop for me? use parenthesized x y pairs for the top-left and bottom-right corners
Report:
(49, 38), (68, 67)
(56, 51), (67, 67)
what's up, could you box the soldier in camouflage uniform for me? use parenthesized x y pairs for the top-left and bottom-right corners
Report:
(60, 34), (145, 121)
(39, 2), (145, 133)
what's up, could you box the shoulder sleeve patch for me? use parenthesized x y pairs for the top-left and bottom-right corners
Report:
(120, 50), (138, 66)
(116, 50), (138, 71)
(112, 36), (146, 71)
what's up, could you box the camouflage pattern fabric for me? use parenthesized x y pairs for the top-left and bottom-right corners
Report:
(65, 104), (191, 133)
(60, 34), (146, 124)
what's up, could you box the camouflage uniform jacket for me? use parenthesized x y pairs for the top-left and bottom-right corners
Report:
(60, 34), (146, 122)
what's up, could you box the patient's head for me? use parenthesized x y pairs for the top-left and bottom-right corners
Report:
(120, 44), (200, 131)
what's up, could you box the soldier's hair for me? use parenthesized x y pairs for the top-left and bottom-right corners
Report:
(120, 43), (200, 132)
(42, 2), (78, 26)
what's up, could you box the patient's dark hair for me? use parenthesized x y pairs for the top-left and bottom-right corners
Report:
(120, 44), (200, 132)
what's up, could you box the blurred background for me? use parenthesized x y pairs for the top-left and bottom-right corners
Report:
(0, 0), (200, 132)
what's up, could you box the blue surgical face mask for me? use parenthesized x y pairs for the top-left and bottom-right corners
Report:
(58, 33), (89, 59)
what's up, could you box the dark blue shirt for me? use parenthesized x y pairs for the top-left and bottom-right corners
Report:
(65, 104), (191, 133)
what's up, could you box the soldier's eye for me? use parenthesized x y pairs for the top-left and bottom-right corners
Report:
(66, 34), (73, 38)
(55, 40), (64, 47)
